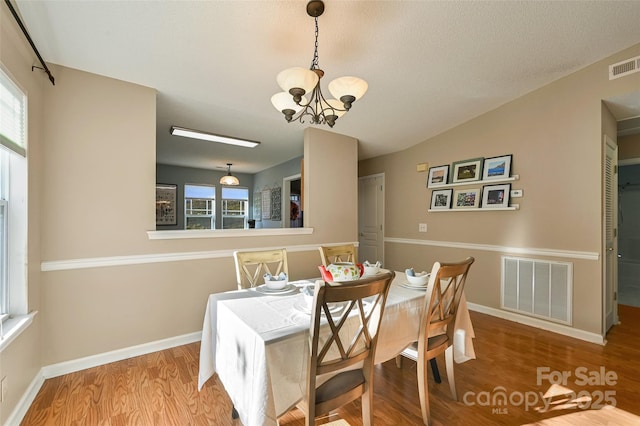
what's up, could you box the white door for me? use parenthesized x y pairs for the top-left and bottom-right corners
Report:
(604, 136), (618, 332)
(358, 174), (384, 265)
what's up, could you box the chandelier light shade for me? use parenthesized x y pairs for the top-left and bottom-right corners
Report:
(270, 92), (307, 115)
(271, 0), (368, 128)
(276, 67), (319, 99)
(220, 163), (240, 186)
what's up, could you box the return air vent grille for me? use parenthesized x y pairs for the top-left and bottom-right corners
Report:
(609, 55), (640, 80)
(501, 256), (572, 325)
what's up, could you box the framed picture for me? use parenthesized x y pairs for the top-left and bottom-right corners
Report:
(482, 154), (512, 180)
(430, 189), (453, 210)
(270, 187), (282, 221)
(481, 183), (511, 208)
(451, 157), (484, 183)
(453, 188), (481, 209)
(156, 183), (177, 225)
(427, 165), (450, 188)
(261, 189), (271, 220)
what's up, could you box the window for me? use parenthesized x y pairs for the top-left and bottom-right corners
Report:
(0, 66), (27, 322)
(222, 187), (248, 229)
(184, 184), (215, 229)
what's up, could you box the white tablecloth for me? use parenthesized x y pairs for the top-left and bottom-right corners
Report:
(198, 272), (475, 426)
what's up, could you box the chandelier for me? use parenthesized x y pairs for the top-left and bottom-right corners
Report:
(220, 163), (239, 186)
(271, 0), (368, 128)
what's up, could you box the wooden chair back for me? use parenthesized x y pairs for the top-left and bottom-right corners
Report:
(233, 249), (289, 289)
(318, 244), (358, 267)
(413, 256), (474, 425)
(302, 270), (395, 425)
(420, 257), (474, 348)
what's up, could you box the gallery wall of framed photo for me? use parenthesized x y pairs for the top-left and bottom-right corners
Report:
(427, 154), (520, 212)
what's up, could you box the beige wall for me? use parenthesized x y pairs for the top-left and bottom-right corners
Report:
(37, 70), (359, 365)
(360, 43), (640, 336)
(39, 92), (359, 365)
(619, 133), (640, 160)
(304, 127), (359, 241)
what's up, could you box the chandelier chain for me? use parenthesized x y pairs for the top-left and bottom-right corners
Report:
(311, 16), (319, 70)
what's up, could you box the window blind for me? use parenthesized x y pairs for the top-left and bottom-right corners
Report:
(0, 68), (26, 157)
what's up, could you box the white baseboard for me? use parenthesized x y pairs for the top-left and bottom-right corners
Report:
(467, 302), (605, 345)
(42, 331), (202, 379)
(4, 372), (45, 426)
(5, 332), (201, 426)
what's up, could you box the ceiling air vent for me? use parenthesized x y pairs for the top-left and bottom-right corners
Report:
(609, 55), (640, 80)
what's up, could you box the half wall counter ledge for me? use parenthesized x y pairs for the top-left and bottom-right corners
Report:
(147, 227), (314, 240)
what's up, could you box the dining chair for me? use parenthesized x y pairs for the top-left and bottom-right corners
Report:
(396, 257), (474, 426)
(318, 244), (358, 267)
(296, 270), (395, 426)
(233, 249), (289, 289)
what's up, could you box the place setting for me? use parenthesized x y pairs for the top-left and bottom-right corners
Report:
(254, 272), (299, 295)
(398, 268), (430, 291)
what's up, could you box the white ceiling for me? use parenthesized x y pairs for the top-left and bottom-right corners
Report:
(14, 0), (640, 173)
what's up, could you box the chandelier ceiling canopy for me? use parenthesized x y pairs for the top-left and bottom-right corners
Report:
(271, 0), (368, 128)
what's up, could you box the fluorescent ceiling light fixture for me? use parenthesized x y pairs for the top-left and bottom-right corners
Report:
(170, 126), (260, 148)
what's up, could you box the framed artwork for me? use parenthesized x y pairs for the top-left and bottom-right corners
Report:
(481, 183), (511, 208)
(270, 187), (282, 221)
(453, 188), (481, 209)
(261, 189), (271, 220)
(427, 165), (450, 188)
(155, 184), (177, 225)
(482, 154), (512, 180)
(451, 157), (484, 183)
(430, 189), (453, 210)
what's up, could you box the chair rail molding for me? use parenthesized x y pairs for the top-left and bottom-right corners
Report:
(40, 241), (358, 272)
(384, 237), (599, 261)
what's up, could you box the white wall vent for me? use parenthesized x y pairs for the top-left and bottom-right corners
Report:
(501, 256), (572, 325)
(609, 55), (640, 80)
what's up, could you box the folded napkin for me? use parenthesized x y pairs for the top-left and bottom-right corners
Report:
(263, 272), (288, 281)
(405, 267), (415, 277)
(364, 260), (382, 267)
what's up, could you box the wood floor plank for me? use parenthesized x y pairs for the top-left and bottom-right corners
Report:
(21, 305), (640, 425)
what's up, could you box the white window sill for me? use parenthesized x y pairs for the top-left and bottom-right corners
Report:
(147, 227), (314, 240)
(0, 311), (37, 353)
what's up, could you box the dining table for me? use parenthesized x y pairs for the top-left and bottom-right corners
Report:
(198, 270), (476, 426)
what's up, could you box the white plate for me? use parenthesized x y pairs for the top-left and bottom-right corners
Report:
(255, 284), (297, 295)
(293, 301), (345, 315)
(398, 282), (428, 291)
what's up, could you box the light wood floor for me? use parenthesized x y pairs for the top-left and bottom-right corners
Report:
(21, 305), (640, 425)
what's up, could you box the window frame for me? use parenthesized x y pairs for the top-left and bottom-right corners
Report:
(184, 184), (216, 230)
(0, 65), (30, 347)
(221, 187), (249, 230)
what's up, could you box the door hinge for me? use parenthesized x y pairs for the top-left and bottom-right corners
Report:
(614, 165), (618, 174)
(614, 228), (617, 238)
(614, 291), (617, 301)
(380, 185), (383, 191)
